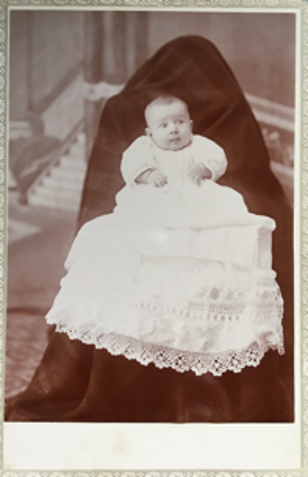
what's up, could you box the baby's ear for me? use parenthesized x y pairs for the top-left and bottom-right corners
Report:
(190, 120), (193, 131)
(145, 127), (151, 137)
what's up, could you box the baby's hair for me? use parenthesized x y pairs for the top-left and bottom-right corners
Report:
(145, 94), (190, 125)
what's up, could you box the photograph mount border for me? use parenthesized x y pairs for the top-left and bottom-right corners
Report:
(1, 1), (307, 474)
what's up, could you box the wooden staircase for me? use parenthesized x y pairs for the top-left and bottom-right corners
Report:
(24, 90), (294, 213)
(27, 131), (87, 212)
(26, 128), (293, 212)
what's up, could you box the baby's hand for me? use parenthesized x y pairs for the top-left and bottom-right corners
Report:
(136, 169), (167, 188)
(148, 170), (168, 187)
(188, 163), (212, 185)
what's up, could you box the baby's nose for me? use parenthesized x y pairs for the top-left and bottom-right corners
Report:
(170, 123), (179, 133)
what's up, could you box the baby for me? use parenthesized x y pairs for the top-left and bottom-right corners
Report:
(46, 94), (284, 378)
(115, 94), (247, 228)
(137, 95), (212, 187)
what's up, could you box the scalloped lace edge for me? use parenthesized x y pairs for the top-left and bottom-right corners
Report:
(49, 321), (285, 376)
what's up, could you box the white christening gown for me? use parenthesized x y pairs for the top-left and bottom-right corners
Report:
(46, 135), (284, 376)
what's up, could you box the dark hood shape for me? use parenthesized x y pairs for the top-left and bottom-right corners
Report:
(78, 35), (287, 228)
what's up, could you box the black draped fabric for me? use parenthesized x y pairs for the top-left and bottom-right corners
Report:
(6, 36), (294, 422)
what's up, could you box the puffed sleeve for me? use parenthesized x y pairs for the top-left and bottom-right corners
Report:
(192, 135), (227, 182)
(121, 136), (157, 185)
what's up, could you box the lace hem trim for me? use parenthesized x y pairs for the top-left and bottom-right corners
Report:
(49, 321), (285, 376)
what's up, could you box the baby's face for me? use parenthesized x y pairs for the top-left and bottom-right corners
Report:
(146, 101), (192, 151)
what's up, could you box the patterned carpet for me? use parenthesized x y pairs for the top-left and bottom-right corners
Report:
(5, 191), (78, 398)
(5, 311), (49, 398)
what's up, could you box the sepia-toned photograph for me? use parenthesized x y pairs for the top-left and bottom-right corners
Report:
(4, 10), (295, 426)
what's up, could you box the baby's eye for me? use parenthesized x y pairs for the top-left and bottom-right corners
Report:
(178, 119), (184, 125)
(160, 123), (167, 128)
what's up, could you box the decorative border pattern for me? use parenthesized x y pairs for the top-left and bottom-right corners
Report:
(0, 471), (305, 477)
(303, 0), (308, 472)
(0, 1), (6, 475)
(1, 1), (307, 476)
